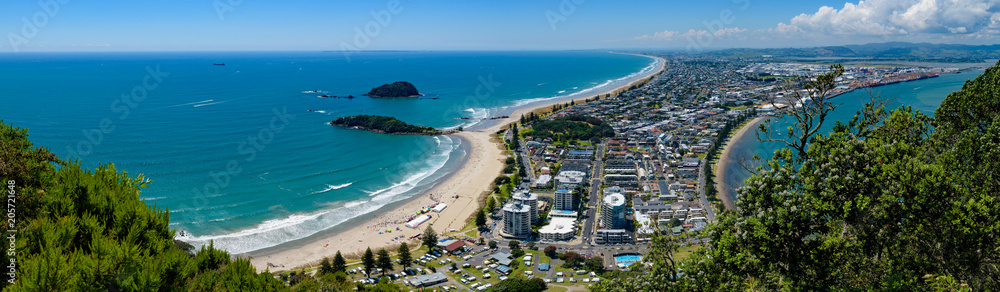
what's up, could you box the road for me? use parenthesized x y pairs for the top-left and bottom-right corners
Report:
(580, 142), (605, 244)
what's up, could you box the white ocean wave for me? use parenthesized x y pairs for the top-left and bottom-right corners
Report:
(182, 135), (461, 255)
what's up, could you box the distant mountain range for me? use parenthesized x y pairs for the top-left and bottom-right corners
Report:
(706, 42), (1000, 63)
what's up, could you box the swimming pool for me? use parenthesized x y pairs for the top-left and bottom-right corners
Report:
(614, 254), (642, 266)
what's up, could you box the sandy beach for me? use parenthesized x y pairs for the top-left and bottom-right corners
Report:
(249, 55), (666, 272)
(713, 116), (766, 211)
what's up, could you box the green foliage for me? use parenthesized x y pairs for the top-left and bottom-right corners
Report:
(489, 277), (546, 292)
(591, 62), (1000, 291)
(365, 81), (420, 97)
(376, 249), (393, 276)
(493, 176), (511, 185)
(528, 116), (615, 141)
(422, 226), (438, 249)
(508, 240), (520, 250)
(475, 209), (487, 229)
(319, 257), (333, 276)
(560, 252), (583, 269)
(332, 251), (347, 274)
(330, 115), (441, 134)
(544, 246), (557, 258)
(0, 121), (286, 291)
(584, 257), (605, 274)
(396, 243), (411, 269)
(488, 241), (497, 249)
(362, 247), (375, 277)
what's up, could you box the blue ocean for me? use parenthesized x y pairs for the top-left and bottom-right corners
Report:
(721, 69), (986, 203)
(0, 51), (658, 254)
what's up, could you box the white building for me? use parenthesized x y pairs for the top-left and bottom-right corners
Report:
(554, 189), (578, 211)
(539, 216), (576, 241)
(602, 192), (627, 229)
(555, 170), (587, 187)
(511, 191), (539, 223)
(502, 203), (532, 238)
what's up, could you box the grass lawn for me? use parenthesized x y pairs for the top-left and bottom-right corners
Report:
(545, 285), (570, 292)
(673, 245), (702, 261)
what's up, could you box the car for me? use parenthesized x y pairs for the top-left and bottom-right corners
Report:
(460, 279), (469, 284)
(543, 278), (552, 283)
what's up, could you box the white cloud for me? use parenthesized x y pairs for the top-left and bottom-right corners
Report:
(772, 0), (1000, 39)
(632, 29), (678, 40)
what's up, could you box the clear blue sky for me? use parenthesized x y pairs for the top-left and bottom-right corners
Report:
(2, 0), (997, 52)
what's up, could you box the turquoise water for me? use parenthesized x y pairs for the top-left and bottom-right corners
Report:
(721, 69), (985, 203)
(615, 254), (642, 263)
(0, 51), (658, 254)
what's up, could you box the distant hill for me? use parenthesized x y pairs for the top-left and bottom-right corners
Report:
(706, 42), (1000, 62)
(365, 81), (421, 98)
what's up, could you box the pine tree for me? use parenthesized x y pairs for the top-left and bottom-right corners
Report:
(377, 249), (393, 276)
(422, 226), (438, 249)
(332, 251), (347, 274)
(362, 247), (375, 277)
(476, 209), (487, 229)
(398, 243), (412, 268)
(319, 257), (333, 275)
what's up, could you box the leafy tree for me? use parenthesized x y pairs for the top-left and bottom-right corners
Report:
(422, 226), (438, 249)
(561, 252), (584, 268)
(476, 209), (488, 229)
(397, 242), (412, 268)
(491, 277), (547, 292)
(544, 246), (558, 258)
(0, 121), (285, 291)
(593, 63), (1000, 291)
(489, 240), (498, 249)
(509, 240), (521, 250)
(362, 247), (375, 277)
(377, 249), (393, 276)
(333, 250), (347, 274)
(511, 249), (525, 259)
(319, 257), (334, 275)
(585, 256), (606, 274)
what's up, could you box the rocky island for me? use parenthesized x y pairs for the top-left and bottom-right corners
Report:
(365, 81), (421, 97)
(330, 115), (455, 135)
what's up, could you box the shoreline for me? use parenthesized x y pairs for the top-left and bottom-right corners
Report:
(248, 54), (666, 272)
(714, 116), (766, 211)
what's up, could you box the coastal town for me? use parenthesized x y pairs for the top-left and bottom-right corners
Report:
(262, 55), (975, 291)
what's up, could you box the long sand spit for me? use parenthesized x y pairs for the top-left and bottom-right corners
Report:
(248, 55), (666, 272)
(714, 116), (767, 211)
